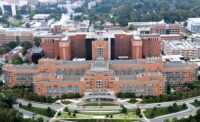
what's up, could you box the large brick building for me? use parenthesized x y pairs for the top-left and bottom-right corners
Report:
(3, 57), (197, 97)
(0, 28), (33, 44)
(41, 32), (162, 60)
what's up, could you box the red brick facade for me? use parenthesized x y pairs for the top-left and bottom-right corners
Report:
(3, 58), (197, 97)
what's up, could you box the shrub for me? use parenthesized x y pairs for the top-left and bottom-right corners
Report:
(27, 103), (32, 108)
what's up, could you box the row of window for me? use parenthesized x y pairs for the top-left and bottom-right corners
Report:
(46, 85), (80, 97)
(114, 68), (145, 75)
(120, 85), (153, 96)
(56, 69), (86, 75)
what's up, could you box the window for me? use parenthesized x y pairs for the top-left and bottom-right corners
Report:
(127, 85), (132, 92)
(128, 68), (132, 75)
(75, 86), (80, 93)
(56, 69), (61, 75)
(134, 85), (139, 96)
(120, 85), (125, 93)
(68, 69), (73, 75)
(96, 80), (103, 89)
(140, 68), (145, 73)
(141, 85), (146, 96)
(68, 85), (73, 93)
(148, 84), (153, 96)
(134, 68), (138, 74)
(46, 86), (51, 96)
(114, 69), (119, 75)
(62, 69), (67, 75)
(60, 86), (66, 96)
(53, 86), (58, 97)
(97, 47), (104, 57)
(75, 69), (79, 75)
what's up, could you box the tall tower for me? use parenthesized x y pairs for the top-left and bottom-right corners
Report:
(92, 39), (109, 60)
(131, 36), (143, 60)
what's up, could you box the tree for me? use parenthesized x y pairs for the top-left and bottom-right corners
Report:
(28, 103), (32, 108)
(73, 112), (76, 117)
(36, 117), (44, 122)
(110, 114), (113, 118)
(68, 112), (71, 116)
(194, 99), (199, 104)
(25, 23), (30, 28)
(19, 103), (22, 108)
(164, 118), (170, 122)
(168, 106), (173, 113)
(182, 103), (187, 109)
(46, 107), (53, 117)
(12, 56), (23, 64)
(20, 41), (32, 50)
(173, 103), (178, 112)
(57, 112), (61, 116)
(14, 14), (22, 20)
(122, 106), (127, 114)
(135, 107), (141, 116)
(64, 107), (68, 112)
(34, 37), (41, 47)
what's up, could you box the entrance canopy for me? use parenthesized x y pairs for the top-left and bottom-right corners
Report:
(83, 92), (117, 102)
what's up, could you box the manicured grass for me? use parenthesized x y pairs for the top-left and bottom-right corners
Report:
(61, 100), (72, 105)
(21, 105), (55, 117)
(112, 112), (139, 119)
(10, 20), (24, 27)
(144, 105), (187, 119)
(191, 102), (200, 107)
(57, 112), (139, 119)
(80, 102), (119, 106)
(57, 112), (94, 118)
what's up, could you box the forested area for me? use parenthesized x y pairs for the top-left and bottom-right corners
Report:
(76, 0), (200, 26)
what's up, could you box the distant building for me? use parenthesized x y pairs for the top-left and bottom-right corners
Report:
(150, 24), (184, 35)
(33, 14), (50, 20)
(1, 4), (16, 16)
(187, 18), (200, 33)
(0, 28), (33, 44)
(128, 20), (165, 29)
(25, 47), (44, 64)
(5, 46), (23, 62)
(163, 40), (198, 58)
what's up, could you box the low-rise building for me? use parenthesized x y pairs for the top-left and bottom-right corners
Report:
(187, 18), (200, 33)
(163, 41), (198, 59)
(5, 46), (23, 62)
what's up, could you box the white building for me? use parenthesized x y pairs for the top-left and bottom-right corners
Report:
(1, 4), (16, 16)
(128, 20), (165, 29)
(187, 18), (200, 33)
(163, 40), (198, 59)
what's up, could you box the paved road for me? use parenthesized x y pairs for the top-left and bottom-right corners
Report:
(17, 99), (63, 110)
(140, 96), (200, 109)
(149, 103), (197, 122)
(13, 104), (50, 121)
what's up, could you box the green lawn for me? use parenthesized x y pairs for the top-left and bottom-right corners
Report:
(57, 112), (94, 118)
(112, 112), (139, 119)
(61, 100), (72, 105)
(57, 112), (139, 119)
(191, 102), (200, 107)
(144, 105), (187, 119)
(10, 20), (24, 27)
(21, 105), (56, 117)
(80, 102), (119, 106)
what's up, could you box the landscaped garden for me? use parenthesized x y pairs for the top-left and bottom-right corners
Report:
(57, 111), (140, 119)
(19, 103), (56, 117)
(191, 99), (200, 107)
(144, 103), (188, 119)
(80, 102), (119, 106)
